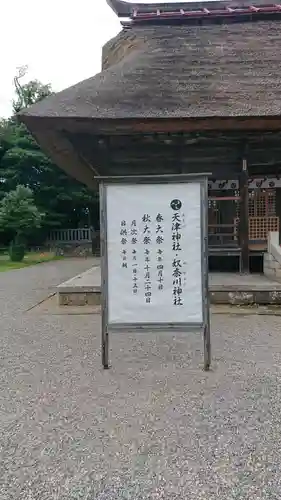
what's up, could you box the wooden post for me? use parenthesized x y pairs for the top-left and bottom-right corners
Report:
(275, 186), (281, 245)
(239, 159), (249, 273)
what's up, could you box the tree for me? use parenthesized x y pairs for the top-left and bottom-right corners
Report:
(0, 185), (44, 260)
(0, 120), (97, 228)
(0, 70), (99, 247)
(13, 66), (53, 113)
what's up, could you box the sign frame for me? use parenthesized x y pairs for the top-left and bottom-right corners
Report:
(99, 174), (210, 371)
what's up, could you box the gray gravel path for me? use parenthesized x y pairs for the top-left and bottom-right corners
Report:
(1, 262), (281, 499)
(0, 258), (98, 315)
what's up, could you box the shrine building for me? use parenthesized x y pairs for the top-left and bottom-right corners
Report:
(18, 0), (281, 273)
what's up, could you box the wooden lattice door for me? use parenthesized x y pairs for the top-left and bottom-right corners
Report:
(235, 189), (279, 246)
(208, 189), (240, 247)
(248, 189), (279, 243)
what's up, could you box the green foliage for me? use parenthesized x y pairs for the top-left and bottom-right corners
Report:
(0, 185), (43, 245)
(13, 79), (53, 113)
(0, 72), (99, 246)
(9, 243), (25, 262)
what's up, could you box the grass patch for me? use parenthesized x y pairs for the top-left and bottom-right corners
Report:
(0, 252), (63, 272)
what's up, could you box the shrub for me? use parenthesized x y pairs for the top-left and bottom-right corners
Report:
(0, 185), (44, 261)
(9, 243), (25, 262)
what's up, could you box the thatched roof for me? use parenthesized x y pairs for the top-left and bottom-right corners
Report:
(19, 19), (281, 120)
(18, 11), (281, 185)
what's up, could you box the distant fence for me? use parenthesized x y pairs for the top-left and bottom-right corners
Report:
(47, 228), (92, 244)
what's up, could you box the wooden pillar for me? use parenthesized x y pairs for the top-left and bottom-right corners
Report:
(275, 187), (281, 245)
(239, 159), (249, 273)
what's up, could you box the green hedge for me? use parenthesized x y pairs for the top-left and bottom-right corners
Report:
(9, 244), (25, 262)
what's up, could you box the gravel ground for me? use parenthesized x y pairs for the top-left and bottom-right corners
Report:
(1, 262), (281, 499)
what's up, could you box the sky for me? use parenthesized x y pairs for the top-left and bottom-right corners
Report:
(0, 0), (121, 117)
(1, 0), (208, 118)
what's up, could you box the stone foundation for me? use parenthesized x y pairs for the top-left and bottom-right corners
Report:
(58, 288), (281, 307)
(263, 253), (281, 282)
(57, 267), (101, 306)
(58, 291), (101, 306)
(57, 267), (281, 307)
(210, 289), (281, 305)
(52, 243), (94, 258)
(263, 231), (281, 282)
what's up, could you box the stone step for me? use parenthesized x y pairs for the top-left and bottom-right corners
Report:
(57, 267), (281, 306)
(57, 267), (101, 306)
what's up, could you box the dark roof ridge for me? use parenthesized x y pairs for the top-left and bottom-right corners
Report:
(121, 2), (281, 29)
(107, 0), (281, 16)
(124, 11), (281, 27)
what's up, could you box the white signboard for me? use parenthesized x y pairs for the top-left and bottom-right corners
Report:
(105, 182), (204, 325)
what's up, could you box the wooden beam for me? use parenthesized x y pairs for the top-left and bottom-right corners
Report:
(37, 116), (281, 136)
(128, 117), (281, 134)
(70, 129), (281, 146)
(239, 159), (249, 273)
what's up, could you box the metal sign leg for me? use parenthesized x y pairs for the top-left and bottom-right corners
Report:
(102, 325), (109, 369)
(203, 322), (211, 371)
